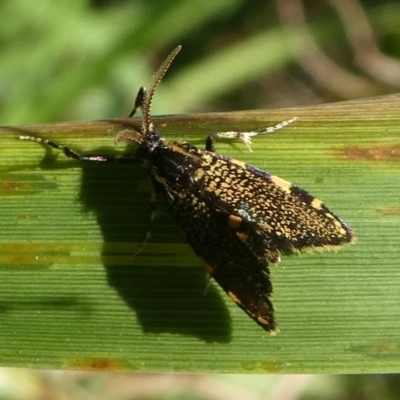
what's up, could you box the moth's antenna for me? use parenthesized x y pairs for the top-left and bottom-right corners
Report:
(141, 45), (182, 136)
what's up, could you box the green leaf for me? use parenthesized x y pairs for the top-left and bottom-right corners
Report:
(0, 94), (399, 372)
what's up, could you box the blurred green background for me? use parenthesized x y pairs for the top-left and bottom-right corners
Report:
(2, 0), (400, 126)
(1, 0), (400, 399)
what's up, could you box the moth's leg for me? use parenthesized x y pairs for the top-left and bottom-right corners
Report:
(20, 86), (149, 161)
(19, 135), (140, 163)
(205, 117), (297, 152)
(134, 189), (158, 256)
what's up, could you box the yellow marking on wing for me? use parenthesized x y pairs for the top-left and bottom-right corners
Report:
(228, 291), (241, 304)
(311, 198), (323, 209)
(230, 159), (247, 168)
(228, 214), (242, 229)
(257, 316), (270, 325)
(199, 257), (215, 274)
(271, 175), (292, 192)
(236, 231), (249, 242)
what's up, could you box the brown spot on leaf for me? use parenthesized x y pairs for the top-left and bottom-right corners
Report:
(336, 145), (400, 161)
(378, 207), (400, 216)
(67, 357), (129, 371)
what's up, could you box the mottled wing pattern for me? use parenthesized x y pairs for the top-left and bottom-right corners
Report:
(194, 151), (354, 264)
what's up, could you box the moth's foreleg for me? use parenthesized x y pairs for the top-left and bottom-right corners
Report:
(19, 135), (140, 163)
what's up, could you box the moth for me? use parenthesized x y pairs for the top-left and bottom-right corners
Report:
(20, 46), (355, 333)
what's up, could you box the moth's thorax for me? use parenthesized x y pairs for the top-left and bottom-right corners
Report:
(148, 141), (201, 190)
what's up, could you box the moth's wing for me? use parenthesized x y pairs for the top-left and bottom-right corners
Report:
(169, 190), (277, 333)
(199, 156), (355, 264)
